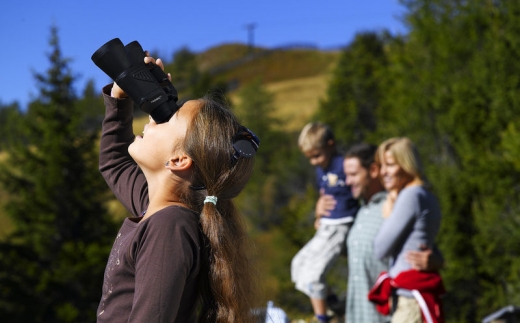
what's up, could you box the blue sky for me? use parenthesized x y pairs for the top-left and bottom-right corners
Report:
(1, 0), (407, 110)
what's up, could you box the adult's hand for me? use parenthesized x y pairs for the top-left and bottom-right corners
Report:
(382, 190), (398, 218)
(315, 189), (336, 218)
(314, 218), (321, 230)
(406, 244), (445, 271)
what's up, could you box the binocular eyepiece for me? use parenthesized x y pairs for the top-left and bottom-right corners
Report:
(91, 38), (179, 123)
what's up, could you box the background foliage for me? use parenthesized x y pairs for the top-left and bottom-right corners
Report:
(0, 26), (117, 322)
(1, 1), (520, 322)
(318, 1), (520, 321)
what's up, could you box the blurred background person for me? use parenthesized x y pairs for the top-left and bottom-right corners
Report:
(344, 143), (443, 323)
(291, 122), (359, 323)
(371, 137), (444, 323)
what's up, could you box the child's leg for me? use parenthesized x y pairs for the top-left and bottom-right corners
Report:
(310, 297), (328, 316)
(291, 223), (351, 319)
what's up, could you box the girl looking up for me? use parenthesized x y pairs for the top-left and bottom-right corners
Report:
(97, 54), (260, 323)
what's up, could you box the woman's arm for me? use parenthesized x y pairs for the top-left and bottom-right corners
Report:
(98, 84), (148, 216)
(374, 187), (419, 260)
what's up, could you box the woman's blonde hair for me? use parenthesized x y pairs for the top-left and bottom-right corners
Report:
(376, 137), (425, 185)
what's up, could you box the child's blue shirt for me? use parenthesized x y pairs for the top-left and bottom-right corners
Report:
(316, 154), (359, 224)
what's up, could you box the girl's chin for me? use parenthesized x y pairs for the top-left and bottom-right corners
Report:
(128, 144), (138, 159)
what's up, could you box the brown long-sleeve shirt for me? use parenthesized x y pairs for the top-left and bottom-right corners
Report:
(97, 85), (201, 323)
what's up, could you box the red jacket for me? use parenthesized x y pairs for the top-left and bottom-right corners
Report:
(368, 270), (445, 323)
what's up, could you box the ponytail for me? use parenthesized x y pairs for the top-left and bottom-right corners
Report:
(198, 199), (256, 322)
(183, 97), (259, 323)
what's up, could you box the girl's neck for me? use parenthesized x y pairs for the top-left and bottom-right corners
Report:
(143, 176), (190, 219)
(142, 200), (188, 219)
(143, 171), (189, 218)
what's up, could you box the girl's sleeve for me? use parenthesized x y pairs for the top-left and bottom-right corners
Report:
(374, 188), (418, 260)
(129, 213), (198, 322)
(99, 84), (148, 217)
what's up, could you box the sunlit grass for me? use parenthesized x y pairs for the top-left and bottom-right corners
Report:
(228, 74), (331, 133)
(266, 75), (331, 132)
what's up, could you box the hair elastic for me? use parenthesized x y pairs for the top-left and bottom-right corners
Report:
(204, 196), (218, 205)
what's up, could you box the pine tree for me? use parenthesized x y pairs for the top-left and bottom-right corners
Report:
(234, 81), (317, 313)
(168, 47), (199, 90)
(312, 1), (520, 321)
(316, 32), (390, 145)
(0, 101), (22, 150)
(375, 1), (520, 320)
(76, 79), (105, 133)
(233, 80), (307, 229)
(0, 25), (117, 323)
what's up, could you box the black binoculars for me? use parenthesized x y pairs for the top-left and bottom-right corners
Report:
(91, 38), (179, 123)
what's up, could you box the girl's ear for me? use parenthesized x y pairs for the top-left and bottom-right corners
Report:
(165, 153), (192, 171)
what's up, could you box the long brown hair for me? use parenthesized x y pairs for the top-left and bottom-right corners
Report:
(182, 97), (258, 323)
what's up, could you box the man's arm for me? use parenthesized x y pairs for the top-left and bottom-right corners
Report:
(406, 244), (445, 271)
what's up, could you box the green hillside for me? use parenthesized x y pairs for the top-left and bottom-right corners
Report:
(184, 43), (340, 132)
(136, 44), (340, 134)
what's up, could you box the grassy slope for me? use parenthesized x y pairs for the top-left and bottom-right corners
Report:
(198, 43), (340, 132)
(264, 74), (331, 132)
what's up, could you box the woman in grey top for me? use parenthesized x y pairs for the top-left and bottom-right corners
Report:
(374, 137), (442, 323)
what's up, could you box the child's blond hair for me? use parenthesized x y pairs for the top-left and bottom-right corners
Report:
(298, 122), (335, 152)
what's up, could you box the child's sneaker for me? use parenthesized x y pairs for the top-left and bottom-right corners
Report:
(326, 293), (345, 318)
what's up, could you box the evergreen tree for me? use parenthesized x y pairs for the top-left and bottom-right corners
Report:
(234, 81), (317, 313)
(375, 1), (520, 320)
(316, 32), (389, 145)
(0, 101), (22, 150)
(168, 47), (199, 90)
(76, 79), (105, 133)
(0, 26), (117, 323)
(313, 1), (520, 321)
(234, 80), (301, 228)
(165, 47), (223, 99)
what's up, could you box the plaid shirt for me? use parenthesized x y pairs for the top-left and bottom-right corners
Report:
(346, 191), (390, 323)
